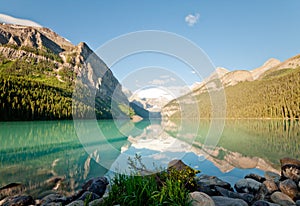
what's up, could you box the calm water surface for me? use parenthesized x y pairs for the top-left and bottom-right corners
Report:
(0, 119), (299, 197)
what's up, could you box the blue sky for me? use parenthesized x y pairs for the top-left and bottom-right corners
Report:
(0, 0), (300, 87)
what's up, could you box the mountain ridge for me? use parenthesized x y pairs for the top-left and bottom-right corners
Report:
(191, 55), (299, 95)
(0, 23), (132, 120)
(162, 54), (300, 119)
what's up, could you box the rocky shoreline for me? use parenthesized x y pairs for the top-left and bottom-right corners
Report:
(1, 157), (299, 206)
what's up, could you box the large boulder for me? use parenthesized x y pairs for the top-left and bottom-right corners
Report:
(189, 191), (215, 206)
(88, 198), (104, 206)
(254, 183), (269, 201)
(234, 178), (262, 194)
(280, 157), (300, 182)
(76, 191), (100, 202)
(211, 196), (248, 206)
(40, 193), (67, 205)
(263, 180), (279, 194)
(215, 186), (254, 204)
(245, 173), (266, 183)
(82, 176), (108, 197)
(270, 191), (296, 206)
(279, 179), (299, 200)
(264, 171), (281, 183)
(66, 200), (84, 206)
(195, 175), (232, 196)
(252, 200), (280, 206)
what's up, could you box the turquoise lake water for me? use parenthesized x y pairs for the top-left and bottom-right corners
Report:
(0, 119), (299, 196)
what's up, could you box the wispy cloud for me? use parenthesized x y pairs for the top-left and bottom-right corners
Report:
(185, 13), (200, 26)
(0, 14), (42, 27)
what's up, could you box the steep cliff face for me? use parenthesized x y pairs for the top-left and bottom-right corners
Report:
(0, 24), (73, 53)
(0, 23), (131, 120)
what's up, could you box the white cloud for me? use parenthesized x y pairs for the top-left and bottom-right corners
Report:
(185, 13), (200, 26)
(149, 79), (166, 85)
(0, 14), (42, 27)
(137, 88), (174, 100)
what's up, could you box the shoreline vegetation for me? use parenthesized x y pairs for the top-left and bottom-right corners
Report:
(0, 156), (299, 206)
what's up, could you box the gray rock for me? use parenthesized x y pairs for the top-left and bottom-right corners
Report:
(211, 196), (248, 206)
(280, 157), (300, 182)
(245, 173), (266, 183)
(82, 176), (108, 197)
(252, 200), (280, 206)
(215, 186), (254, 204)
(265, 171), (281, 183)
(77, 191), (100, 202)
(255, 183), (269, 201)
(40, 193), (66, 205)
(234, 178), (262, 194)
(66, 200), (84, 206)
(89, 198), (104, 206)
(196, 175), (232, 195)
(279, 179), (298, 200)
(189, 191), (215, 206)
(2, 195), (35, 206)
(270, 191), (296, 206)
(263, 180), (279, 194)
(44, 203), (62, 206)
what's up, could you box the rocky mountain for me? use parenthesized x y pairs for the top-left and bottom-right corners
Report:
(251, 58), (281, 80)
(162, 54), (300, 119)
(190, 56), (299, 96)
(0, 23), (132, 120)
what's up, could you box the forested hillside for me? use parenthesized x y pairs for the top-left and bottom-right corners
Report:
(0, 24), (132, 121)
(0, 55), (115, 120)
(163, 67), (300, 119)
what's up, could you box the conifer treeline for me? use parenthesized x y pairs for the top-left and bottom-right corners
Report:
(0, 75), (72, 120)
(0, 54), (112, 120)
(166, 68), (300, 119)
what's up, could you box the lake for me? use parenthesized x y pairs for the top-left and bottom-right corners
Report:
(0, 119), (299, 197)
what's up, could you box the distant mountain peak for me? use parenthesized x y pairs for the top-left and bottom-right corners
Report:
(0, 23), (73, 54)
(251, 58), (281, 80)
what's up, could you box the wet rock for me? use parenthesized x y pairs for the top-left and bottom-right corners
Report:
(279, 179), (299, 200)
(189, 191), (215, 206)
(88, 198), (104, 206)
(211, 196), (248, 206)
(265, 171), (281, 183)
(280, 157), (300, 182)
(2, 195), (35, 206)
(252, 200), (280, 206)
(254, 183), (269, 201)
(195, 175), (232, 195)
(43, 203), (62, 206)
(40, 193), (67, 205)
(245, 173), (266, 183)
(263, 180), (279, 194)
(234, 178), (262, 194)
(77, 191), (100, 202)
(270, 191), (296, 206)
(66, 200), (84, 206)
(82, 176), (108, 197)
(215, 186), (254, 204)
